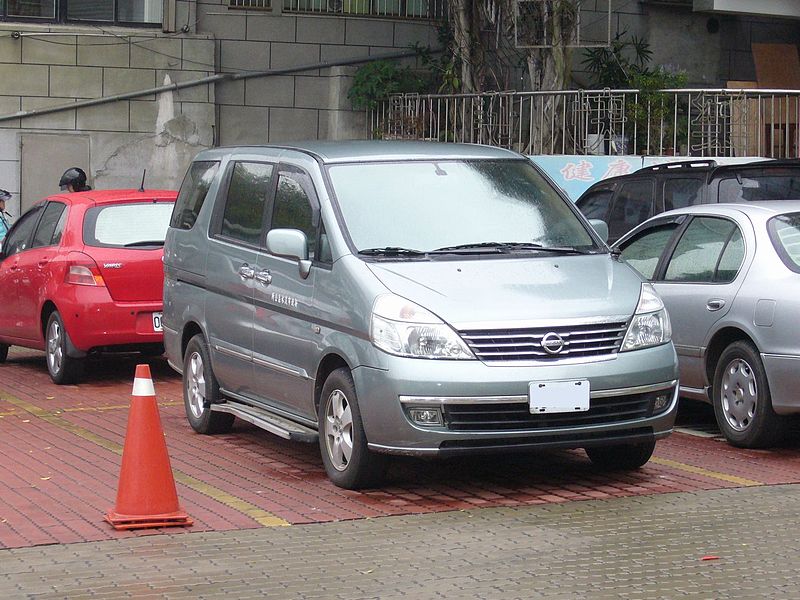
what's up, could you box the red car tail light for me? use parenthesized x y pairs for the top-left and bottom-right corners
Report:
(65, 253), (106, 287)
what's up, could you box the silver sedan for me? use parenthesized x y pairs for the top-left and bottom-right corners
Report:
(613, 201), (800, 448)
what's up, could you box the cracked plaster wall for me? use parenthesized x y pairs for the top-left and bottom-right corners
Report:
(0, 24), (215, 213)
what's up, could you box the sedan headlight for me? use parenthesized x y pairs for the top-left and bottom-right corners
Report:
(370, 294), (475, 359)
(621, 284), (672, 351)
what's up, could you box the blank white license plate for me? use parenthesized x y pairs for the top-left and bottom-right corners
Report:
(529, 380), (590, 414)
(152, 312), (163, 332)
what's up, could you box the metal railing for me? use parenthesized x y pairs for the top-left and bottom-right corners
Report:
(283, 0), (446, 19)
(370, 88), (800, 158)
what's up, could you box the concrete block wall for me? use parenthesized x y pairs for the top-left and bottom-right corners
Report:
(194, 2), (438, 144)
(574, 3), (800, 88)
(0, 23), (216, 214)
(644, 7), (800, 87)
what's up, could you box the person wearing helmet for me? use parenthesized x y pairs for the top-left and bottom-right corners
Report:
(59, 167), (92, 192)
(0, 189), (12, 242)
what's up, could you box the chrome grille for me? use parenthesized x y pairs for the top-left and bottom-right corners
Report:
(459, 322), (628, 362)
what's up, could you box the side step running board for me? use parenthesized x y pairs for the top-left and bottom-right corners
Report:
(211, 401), (318, 443)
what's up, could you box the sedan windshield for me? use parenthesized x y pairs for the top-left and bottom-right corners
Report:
(327, 159), (596, 255)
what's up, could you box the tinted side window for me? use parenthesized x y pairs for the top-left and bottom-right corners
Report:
(318, 222), (332, 263)
(170, 161), (220, 230)
(718, 174), (800, 202)
(664, 217), (738, 283)
(663, 178), (703, 211)
(607, 179), (655, 241)
(717, 177), (744, 203)
(3, 205), (43, 256)
(31, 202), (67, 248)
(715, 227), (745, 283)
(271, 171), (318, 260)
(577, 189), (613, 220)
(619, 224), (680, 280)
(219, 162), (273, 246)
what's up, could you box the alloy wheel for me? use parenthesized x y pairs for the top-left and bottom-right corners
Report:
(324, 389), (354, 471)
(47, 319), (63, 376)
(186, 351), (206, 419)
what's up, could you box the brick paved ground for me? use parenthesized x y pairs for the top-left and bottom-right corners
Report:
(2, 484), (800, 599)
(2, 347), (800, 553)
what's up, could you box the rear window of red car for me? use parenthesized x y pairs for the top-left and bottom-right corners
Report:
(83, 202), (174, 248)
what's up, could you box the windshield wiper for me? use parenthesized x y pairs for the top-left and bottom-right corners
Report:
(358, 246), (427, 257)
(124, 240), (165, 247)
(431, 242), (590, 255)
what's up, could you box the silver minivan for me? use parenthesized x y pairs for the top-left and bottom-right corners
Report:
(163, 141), (679, 489)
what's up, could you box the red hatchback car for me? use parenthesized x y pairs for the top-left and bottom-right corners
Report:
(0, 189), (177, 383)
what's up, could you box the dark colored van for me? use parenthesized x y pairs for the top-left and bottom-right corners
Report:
(576, 159), (800, 243)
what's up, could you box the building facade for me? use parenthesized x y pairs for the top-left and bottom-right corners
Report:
(0, 0), (797, 215)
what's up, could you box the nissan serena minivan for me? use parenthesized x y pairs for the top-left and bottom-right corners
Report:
(163, 141), (679, 489)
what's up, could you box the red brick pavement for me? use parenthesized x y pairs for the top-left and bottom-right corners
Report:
(1, 348), (799, 549)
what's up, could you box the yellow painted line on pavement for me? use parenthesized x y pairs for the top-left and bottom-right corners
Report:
(0, 392), (289, 527)
(651, 456), (762, 487)
(173, 474), (289, 527)
(61, 401), (182, 413)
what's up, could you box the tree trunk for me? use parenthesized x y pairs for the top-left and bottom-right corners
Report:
(450, 0), (484, 93)
(526, 1), (575, 153)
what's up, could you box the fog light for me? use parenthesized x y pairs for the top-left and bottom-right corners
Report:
(653, 393), (670, 412)
(408, 407), (443, 426)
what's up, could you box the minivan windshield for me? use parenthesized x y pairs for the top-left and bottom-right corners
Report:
(327, 159), (597, 255)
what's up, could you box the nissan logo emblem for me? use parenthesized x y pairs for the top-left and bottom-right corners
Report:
(541, 332), (565, 354)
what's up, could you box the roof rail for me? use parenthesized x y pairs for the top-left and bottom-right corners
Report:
(637, 160), (717, 173)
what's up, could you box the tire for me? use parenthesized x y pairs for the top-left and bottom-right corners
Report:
(712, 340), (786, 448)
(45, 311), (84, 385)
(318, 367), (387, 490)
(585, 440), (656, 470)
(0, 344), (8, 363)
(183, 334), (235, 434)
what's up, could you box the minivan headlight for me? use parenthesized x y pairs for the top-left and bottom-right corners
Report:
(370, 295), (475, 359)
(621, 284), (672, 352)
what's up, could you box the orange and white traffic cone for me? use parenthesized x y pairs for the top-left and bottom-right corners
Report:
(105, 364), (193, 530)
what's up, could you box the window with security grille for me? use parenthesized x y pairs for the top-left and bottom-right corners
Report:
(515, 0), (609, 48)
(283, 0), (445, 19)
(229, 0), (272, 10)
(1, 0), (162, 24)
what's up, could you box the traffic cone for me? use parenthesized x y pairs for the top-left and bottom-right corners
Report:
(105, 364), (193, 530)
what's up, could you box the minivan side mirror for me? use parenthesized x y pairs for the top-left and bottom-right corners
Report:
(588, 219), (609, 243)
(266, 228), (312, 279)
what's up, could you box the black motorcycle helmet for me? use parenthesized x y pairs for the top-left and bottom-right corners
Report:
(59, 167), (88, 192)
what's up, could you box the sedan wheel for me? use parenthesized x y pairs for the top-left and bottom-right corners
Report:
(712, 340), (786, 448)
(719, 358), (757, 432)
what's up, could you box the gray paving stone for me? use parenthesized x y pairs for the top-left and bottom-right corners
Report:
(4, 485), (800, 598)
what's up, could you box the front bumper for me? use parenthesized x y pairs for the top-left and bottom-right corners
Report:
(354, 342), (680, 456)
